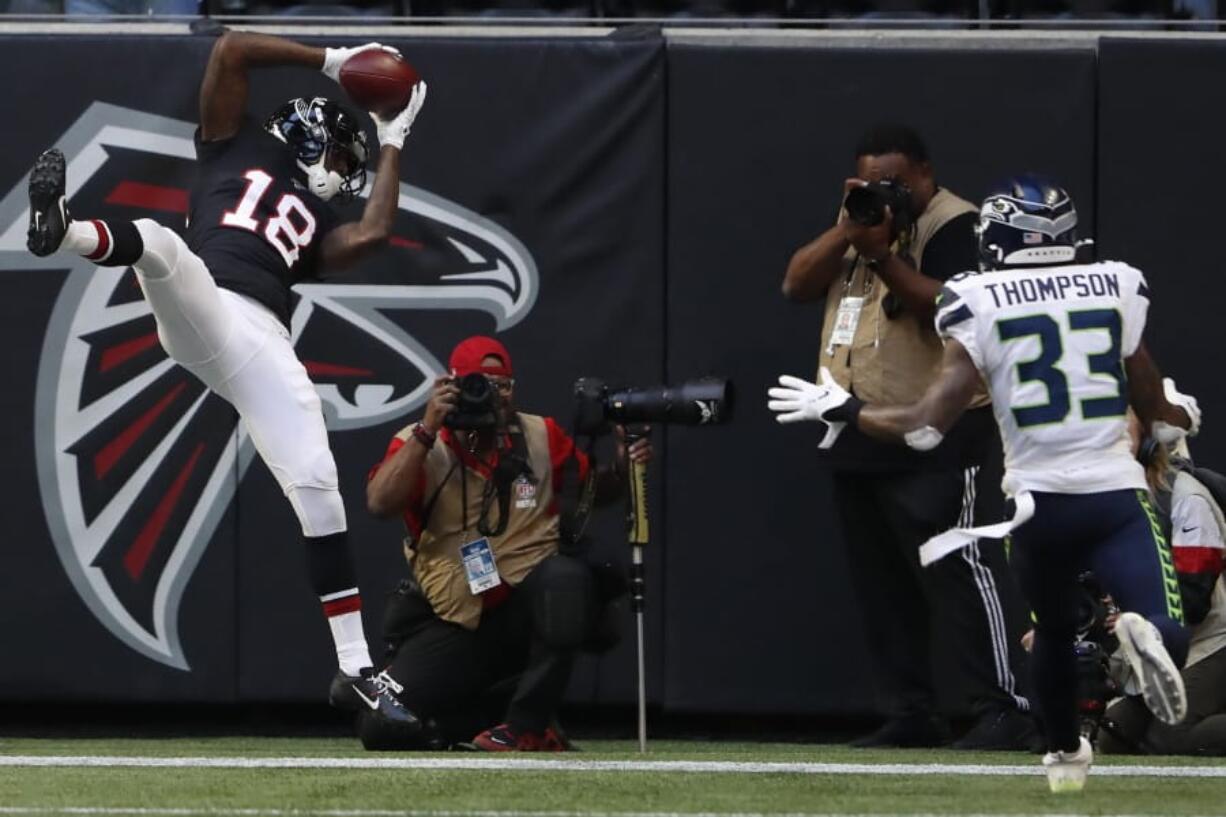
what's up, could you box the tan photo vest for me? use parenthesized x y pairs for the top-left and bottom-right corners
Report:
(395, 413), (562, 630)
(819, 187), (988, 409)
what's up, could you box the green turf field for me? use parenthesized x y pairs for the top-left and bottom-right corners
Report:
(1, 737), (1224, 816)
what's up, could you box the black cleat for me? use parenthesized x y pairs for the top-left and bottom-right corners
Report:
(27, 148), (69, 258)
(951, 707), (1042, 752)
(329, 668), (422, 731)
(849, 712), (950, 749)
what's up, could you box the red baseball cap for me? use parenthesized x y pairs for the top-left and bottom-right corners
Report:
(449, 336), (513, 378)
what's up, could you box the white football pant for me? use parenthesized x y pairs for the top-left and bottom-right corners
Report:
(130, 218), (346, 538)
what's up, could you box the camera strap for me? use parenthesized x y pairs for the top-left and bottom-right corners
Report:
(559, 434), (600, 549)
(476, 417), (535, 538)
(413, 458), (460, 542)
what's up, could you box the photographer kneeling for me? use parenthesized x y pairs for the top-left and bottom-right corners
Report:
(364, 336), (651, 751)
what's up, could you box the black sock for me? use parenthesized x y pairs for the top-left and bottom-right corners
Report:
(80, 219), (145, 267)
(305, 531), (359, 599)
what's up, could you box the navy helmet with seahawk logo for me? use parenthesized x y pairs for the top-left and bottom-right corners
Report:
(977, 174), (1079, 271)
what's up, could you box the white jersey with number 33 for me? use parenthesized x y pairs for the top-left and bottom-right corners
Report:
(935, 261), (1150, 497)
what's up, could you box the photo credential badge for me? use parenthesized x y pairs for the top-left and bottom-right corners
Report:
(827, 296), (865, 354)
(460, 537), (502, 594)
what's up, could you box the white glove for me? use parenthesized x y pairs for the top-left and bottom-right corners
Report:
(767, 368), (854, 449)
(372, 81), (427, 150)
(321, 43), (402, 83)
(1152, 376), (1202, 443)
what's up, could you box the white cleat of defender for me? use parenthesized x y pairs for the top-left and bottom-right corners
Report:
(1042, 735), (1093, 793)
(1115, 611), (1188, 726)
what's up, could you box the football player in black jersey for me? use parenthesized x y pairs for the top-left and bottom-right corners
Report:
(26, 31), (427, 733)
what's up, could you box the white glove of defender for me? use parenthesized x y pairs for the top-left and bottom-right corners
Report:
(372, 81), (428, 150)
(1152, 376), (1202, 444)
(321, 43), (402, 83)
(767, 367), (852, 449)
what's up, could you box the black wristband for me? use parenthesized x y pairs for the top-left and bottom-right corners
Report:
(826, 396), (864, 425)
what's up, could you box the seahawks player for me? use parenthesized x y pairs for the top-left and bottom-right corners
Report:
(25, 31), (427, 732)
(769, 175), (1200, 792)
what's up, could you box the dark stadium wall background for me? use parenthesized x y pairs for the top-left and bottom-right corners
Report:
(0, 33), (667, 705)
(0, 33), (1218, 714)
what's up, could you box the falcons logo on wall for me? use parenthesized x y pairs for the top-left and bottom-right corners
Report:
(0, 103), (538, 670)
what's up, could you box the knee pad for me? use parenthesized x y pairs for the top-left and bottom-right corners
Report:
(286, 484), (346, 537)
(133, 218), (184, 281)
(281, 439), (339, 489)
(532, 556), (598, 651)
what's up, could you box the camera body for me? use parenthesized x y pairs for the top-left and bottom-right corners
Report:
(573, 377), (733, 436)
(844, 178), (915, 233)
(444, 372), (501, 430)
(1071, 572), (1124, 737)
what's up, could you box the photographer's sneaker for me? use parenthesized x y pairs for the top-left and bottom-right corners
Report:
(27, 148), (68, 257)
(1115, 612), (1187, 725)
(472, 723), (572, 752)
(1042, 736), (1093, 793)
(329, 668), (422, 732)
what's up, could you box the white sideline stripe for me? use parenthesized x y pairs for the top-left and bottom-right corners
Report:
(2, 812), (1225, 817)
(1, 755), (1226, 777)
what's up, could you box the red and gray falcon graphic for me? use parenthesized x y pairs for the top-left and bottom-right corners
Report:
(1, 103), (538, 670)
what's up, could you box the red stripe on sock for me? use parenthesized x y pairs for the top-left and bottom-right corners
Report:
(84, 220), (111, 262)
(106, 181), (189, 214)
(99, 332), (160, 373)
(124, 443), (205, 581)
(323, 595), (362, 617)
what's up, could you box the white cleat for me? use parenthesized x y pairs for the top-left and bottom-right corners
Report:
(1115, 611), (1187, 725)
(1042, 735), (1093, 793)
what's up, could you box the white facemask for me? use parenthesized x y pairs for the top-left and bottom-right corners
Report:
(302, 159), (342, 202)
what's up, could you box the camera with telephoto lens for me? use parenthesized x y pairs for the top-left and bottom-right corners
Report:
(444, 372), (501, 430)
(572, 377), (734, 436)
(844, 178), (915, 232)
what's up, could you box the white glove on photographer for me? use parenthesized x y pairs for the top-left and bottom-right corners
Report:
(321, 43), (402, 83)
(1152, 376), (1202, 444)
(372, 81), (428, 150)
(767, 368), (856, 449)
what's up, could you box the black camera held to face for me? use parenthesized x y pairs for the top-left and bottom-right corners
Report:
(844, 177), (915, 234)
(444, 372), (503, 430)
(572, 377), (734, 436)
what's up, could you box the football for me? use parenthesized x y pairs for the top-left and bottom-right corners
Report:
(338, 49), (419, 116)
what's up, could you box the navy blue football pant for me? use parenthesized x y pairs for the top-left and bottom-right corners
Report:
(1010, 489), (1188, 752)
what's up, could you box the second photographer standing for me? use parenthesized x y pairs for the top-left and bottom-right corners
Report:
(782, 124), (1032, 749)
(365, 335), (651, 751)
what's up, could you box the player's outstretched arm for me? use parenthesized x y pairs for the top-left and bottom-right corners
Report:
(857, 338), (980, 447)
(319, 83), (428, 272)
(767, 339), (978, 450)
(199, 31), (326, 142)
(1125, 340), (1201, 440)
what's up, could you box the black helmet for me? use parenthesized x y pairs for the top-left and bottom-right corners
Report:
(265, 97), (368, 202)
(977, 174), (1078, 271)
